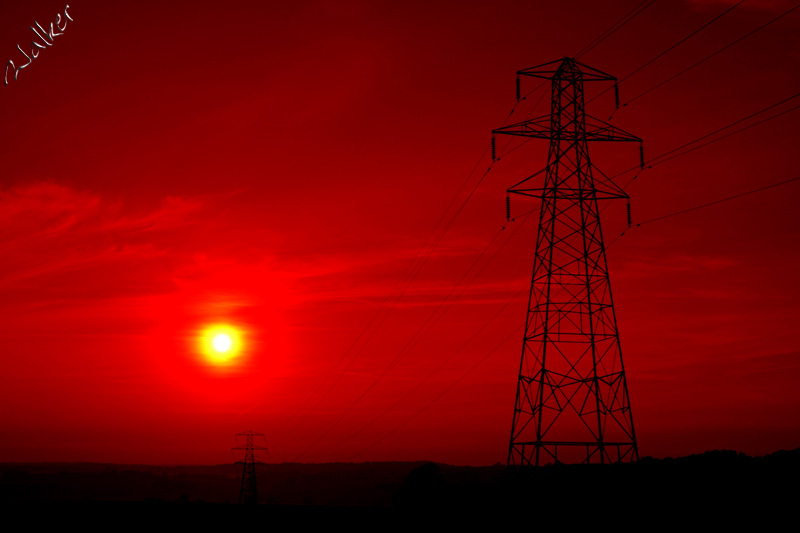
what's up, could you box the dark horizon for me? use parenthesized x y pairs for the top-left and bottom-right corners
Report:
(3, 448), (798, 509)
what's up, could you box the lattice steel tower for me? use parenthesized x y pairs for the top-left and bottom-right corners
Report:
(493, 58), (642, 466)
(233, 430), (268, 504)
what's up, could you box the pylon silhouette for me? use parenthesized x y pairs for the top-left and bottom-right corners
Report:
(232, 431), (268, 504)
(493, 57), (642, 466)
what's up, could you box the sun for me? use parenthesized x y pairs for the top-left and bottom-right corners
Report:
(213, 333), (232, 353)
(199, 324), (244, 366)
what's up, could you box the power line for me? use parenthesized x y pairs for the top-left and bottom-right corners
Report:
(297, 207), (542, 460)
(348, 323), (524, 462)
(646, 97), (800, 168)
(608, 89), (800, 190)
(298, 88), (537, 399)
(314, 214), (538, 458)
(575, 0), (659, 59)
(609, 175), (800, 247)
(292, 182), (541, 460)
(590, 0), (745, 106)
(283, 121), (511, 438)
(620, 0), (744, 85)
(640, 175), (800, 226)
(494, 82), (549, 162)
(292, 212), (530, 461)
(333, 290), (527, 457)
(278, 153), (486, 433)
(621, 2), (800, 107)
(284, 80), (553, 456)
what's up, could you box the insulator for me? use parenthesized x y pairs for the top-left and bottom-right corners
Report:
(614, 83), (620, 109)
(506, 195), (511, 221)
(639, 144), (644, 170)
(516, 77), (521, 102)
(492, 136), (496, 162)
(626, 201), (632, 227)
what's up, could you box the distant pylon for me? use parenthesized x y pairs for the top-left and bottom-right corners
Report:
(493, 57), (642, 466)
(232, 431), (268, 504)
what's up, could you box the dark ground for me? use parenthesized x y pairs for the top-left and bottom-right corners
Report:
(1, 449), (798, 521)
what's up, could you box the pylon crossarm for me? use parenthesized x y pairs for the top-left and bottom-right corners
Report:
(584, 114), (642, 142)
(493, 114), (640, 142)
(516, 57), (617, 83)
(516, 58), (571, 79)
(506, 166), (548, 198)
(509, 186), (628, 200)
(493, 115), (552, 139)
(570, 59), (618, 82)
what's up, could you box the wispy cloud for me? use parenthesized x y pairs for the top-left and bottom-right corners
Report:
(0, 181), (208, 305)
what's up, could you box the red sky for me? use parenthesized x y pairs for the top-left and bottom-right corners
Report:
(0, 0), (798, 465)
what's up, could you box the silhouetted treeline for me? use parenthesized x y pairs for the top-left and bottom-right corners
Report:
(414, 448), (800, 515)
(1, 448), (798, 516)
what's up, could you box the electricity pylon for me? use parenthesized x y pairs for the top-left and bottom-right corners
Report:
(493, 57), (641, 466)
(232, 431), (268, 504)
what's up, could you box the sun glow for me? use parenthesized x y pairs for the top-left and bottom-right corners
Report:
(200, 325), (244, 366)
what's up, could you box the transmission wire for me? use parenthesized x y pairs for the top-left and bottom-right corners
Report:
(589, 0), (745, 106)
(620, 2), (800, 108)
(575, 0), (659, 59)
(281, 88), (538, 439)
(287, 83), (551, 460)
(348, 324), (524, 461)
(610, 175), (800, 247)
(308, 212), (536, 458)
